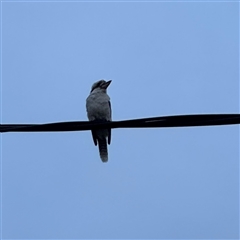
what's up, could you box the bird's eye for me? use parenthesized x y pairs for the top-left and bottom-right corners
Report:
(99, 81), (105, 88)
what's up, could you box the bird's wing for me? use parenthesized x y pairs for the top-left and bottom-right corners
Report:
(108, 100), (111, 145)
(108, 129), (111, 145)
(91, 130), (98, 146)
(108, 100), (112, 120)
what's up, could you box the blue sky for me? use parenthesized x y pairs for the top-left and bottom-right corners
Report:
(0, 1), (239, 239)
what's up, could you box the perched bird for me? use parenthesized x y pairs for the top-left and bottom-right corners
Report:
(86, 80), (112, 162)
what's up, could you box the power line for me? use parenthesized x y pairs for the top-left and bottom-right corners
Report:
(1, 114), (239, 133)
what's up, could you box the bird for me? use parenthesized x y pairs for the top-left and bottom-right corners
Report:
(86, 80), (112, 162)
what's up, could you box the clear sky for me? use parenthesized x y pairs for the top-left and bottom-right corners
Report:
(0, 1), (239, 239)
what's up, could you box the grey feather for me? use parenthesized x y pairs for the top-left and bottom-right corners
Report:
(98, 138), (108, 162)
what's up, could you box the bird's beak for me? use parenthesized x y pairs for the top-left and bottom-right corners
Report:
(102, 80), (112, 89)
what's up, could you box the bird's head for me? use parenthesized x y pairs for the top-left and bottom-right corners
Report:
(90, 80), (112, 93)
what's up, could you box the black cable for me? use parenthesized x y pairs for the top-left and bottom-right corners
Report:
(0, 114), (239, 133)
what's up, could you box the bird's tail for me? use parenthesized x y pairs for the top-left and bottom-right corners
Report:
(97, 138), (108, 162)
